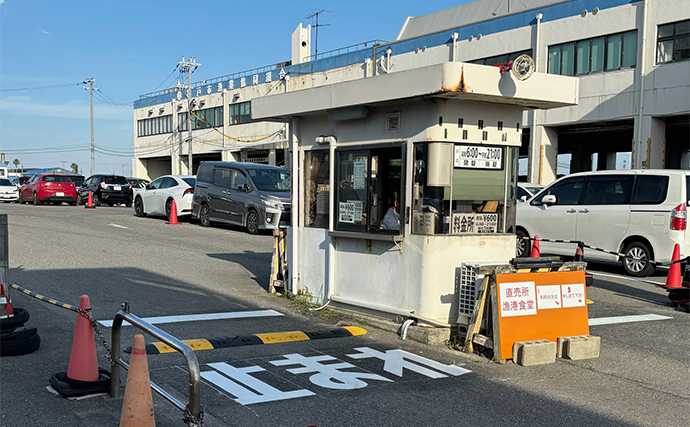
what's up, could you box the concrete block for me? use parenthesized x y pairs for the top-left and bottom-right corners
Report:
(406, 326), (451, 346)
(512, 340), (556, 366)
(558, 335), (600, 360)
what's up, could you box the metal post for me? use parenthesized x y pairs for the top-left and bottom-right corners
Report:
(187, 66), (193, 175)
(0, 215), (10, 318)
(88, 79), (95, 176)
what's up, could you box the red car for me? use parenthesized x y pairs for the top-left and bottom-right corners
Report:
(20, 174), (78, 205)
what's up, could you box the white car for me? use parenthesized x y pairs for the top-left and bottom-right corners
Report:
(133, 175), (195, 221)
(517, 183), (544, 202)
(0, 178), (19, 203)
(517, 169), (690, 277)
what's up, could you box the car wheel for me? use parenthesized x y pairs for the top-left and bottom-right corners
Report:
(165, 199), (173, 221)
(622, 241), (655, 277)
(246, 210), (259, 235)
(69, 202), (77, 206)
(33, 192), (41, 205)
(125, 202), (132, 208)
(94, 195), (101, 207)
(199, 204), (211, 227)
(107, 202), (114, 207)
(0, 308), (30, 331)
(53, 202), (61, 206)
(516, 229), (531, 258)
(134, 197), (146, 217)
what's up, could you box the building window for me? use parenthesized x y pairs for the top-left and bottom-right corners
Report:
(470, 49), (532, 66)
(137, 115), (173, 137)
(657, 19), (690, 64)
(549, 30), (637, 76)
(230, 101), (251, 125)
(304, 151), (330, 228)
(191, 106), (223, 130)
(335, 146), (403, 234)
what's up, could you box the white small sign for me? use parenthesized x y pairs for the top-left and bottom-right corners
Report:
(537, 285), (562, 309)
(339, 202), (355, 223)
(348, 200), (363, 222)
(499, 281), (537, 317)
(454, 145), (503, 169)
(353, 161), (366, 189)
(561, 283), (586, 308)
(450, 213), (498, 234)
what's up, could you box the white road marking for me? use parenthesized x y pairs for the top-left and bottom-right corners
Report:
(98, 309), (284, 327)
(589, 314), (673, 326)
(107, 223), (129, 229)
(591, 271), (666, 286)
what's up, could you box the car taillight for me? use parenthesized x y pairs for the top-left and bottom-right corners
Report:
(100, 182), (107, 189)
(183, 188), (194, 196)
(671, 203), (687, 231)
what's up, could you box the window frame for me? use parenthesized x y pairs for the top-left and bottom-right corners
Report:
(229, 101), (251, 125)
(656, 19), (690, 64)
(334, 143), (405, 235)
(548, 30), (637, 76)
(530, 176), (587, 206)
(582, 175), (634, 205)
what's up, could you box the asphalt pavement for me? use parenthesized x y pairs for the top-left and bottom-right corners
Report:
(0, 203), (688, 427)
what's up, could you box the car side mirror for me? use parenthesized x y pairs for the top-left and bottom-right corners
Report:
(520, 195), (528, 202)
(541, 195), (557, 205)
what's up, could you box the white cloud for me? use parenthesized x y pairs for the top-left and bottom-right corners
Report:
(35, 27), (51, 35)
(0, 95), (132, 121)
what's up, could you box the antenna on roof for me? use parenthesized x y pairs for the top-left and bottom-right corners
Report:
(305, 9), (331, 59)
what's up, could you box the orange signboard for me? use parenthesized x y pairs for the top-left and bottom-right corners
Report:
(495, 271), (589, 360)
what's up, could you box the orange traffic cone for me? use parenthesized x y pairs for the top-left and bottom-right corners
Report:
(120, 334), (155, 427)
(575, 245), (584, 262)
(530, 235), (541, 258)
(166, 199), (179, 225)
(85, 191), (96, 209)
(0, 282), (14, 317)
(66, 295), (99, 382)
(665, 244), (682, 289)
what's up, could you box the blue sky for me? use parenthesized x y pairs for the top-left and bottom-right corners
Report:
(0, 0), (467, 175)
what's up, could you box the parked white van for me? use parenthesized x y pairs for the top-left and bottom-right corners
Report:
(516, 170), (689, 276)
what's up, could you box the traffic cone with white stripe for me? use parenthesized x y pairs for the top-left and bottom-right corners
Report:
(120, 334), (155, 427)
(665, 244), (682, 289)
(530, 235), (541, 258)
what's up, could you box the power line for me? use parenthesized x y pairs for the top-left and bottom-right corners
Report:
(0, 81), (82, 93)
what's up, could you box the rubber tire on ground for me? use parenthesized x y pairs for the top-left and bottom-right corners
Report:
(33, 193), (41, 205)
(199, 204), (211, 227)
(94, 196), (101, 207)
(125, 202), (132, 208)
(0, 327), (41, 356)
(516, 229), (531, 258)
(107, 202), (114, 207)
(134, 197), (146, 217)
(621, 241), (656, 277)
(53, 202), (61, 205)
(165, 199), (172, 221)
(246, 210), (259, 235)
(69, 202), (77, 206)
(0, 308), (30, 330)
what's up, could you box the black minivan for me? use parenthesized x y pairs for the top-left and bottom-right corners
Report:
(78, 174), (132, 206)
(192, 162), (290, 234)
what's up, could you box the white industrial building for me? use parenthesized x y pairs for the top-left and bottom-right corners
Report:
(133, 0), (689, 183)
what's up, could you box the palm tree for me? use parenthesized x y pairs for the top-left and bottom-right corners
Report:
(71, 163), (79, 174)
(12, 158), (20, 171)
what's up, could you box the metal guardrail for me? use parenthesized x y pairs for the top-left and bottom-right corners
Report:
(110, 309), (202, 420)
(303, 39), (387, 62)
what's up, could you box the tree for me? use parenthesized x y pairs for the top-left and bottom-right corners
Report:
(12, 158), (20, 170)
(71, 163), (79, 174)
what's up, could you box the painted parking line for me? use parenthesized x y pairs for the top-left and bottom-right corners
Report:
(98, 309), (284, 327)
(107, 223), (129, 229)
(591, 271), (665, 286)
(125, 327), (368, 354)
(589, 313), (673, 326)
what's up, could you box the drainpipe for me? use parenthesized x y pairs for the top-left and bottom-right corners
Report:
(290, 117), (300, 295)
(451, 32), (459, 62)
(327, 138), (336, 301)
(530, 12), (544, 184)
(636, 0), (649, 168)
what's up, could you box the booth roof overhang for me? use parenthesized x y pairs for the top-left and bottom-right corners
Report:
(252, 62), (578, 121)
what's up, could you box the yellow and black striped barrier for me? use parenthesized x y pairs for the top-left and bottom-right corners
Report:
(516, 267), (551, 273)
(125, 326), (368, 355)
(10, 283), (79, 312)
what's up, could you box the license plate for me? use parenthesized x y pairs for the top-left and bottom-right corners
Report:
(114, 186), (121, 191)
(56, 192), (64, 197)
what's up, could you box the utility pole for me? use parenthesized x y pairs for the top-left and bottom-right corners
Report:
(306, 10), (331, 59)
(83, 78), (95, 175)
(177, 57), (200, 175)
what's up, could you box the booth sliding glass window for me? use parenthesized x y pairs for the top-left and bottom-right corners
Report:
(412, 142), (517, 236)
(304, 150), (330, 228)
(657, 19), (690, 64)
(335, 146), (404, 234)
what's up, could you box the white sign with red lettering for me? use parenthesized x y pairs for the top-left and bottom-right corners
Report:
(536, 285), (562, 309)
(561, 283), (586, 308)
(499, 281), (537, 317)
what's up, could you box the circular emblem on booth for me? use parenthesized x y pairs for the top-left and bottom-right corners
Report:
(512, 54), (535, 81)
(176, 91), (182, 101)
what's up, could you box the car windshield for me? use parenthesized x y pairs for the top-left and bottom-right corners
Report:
(182, 178), (196, 187)
(69, 176), (85, 186)
(104, 176), (129, 185)
(246, 168), (290, 192)
(0, 178), (13, 186)
(523, 185), (543, 195)
(43, 175), (73, 183)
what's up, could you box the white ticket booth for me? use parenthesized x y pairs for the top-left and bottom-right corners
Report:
(253, 61), (578, 325)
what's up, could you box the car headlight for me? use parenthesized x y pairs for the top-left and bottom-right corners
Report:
(262, 199), (283, 210)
